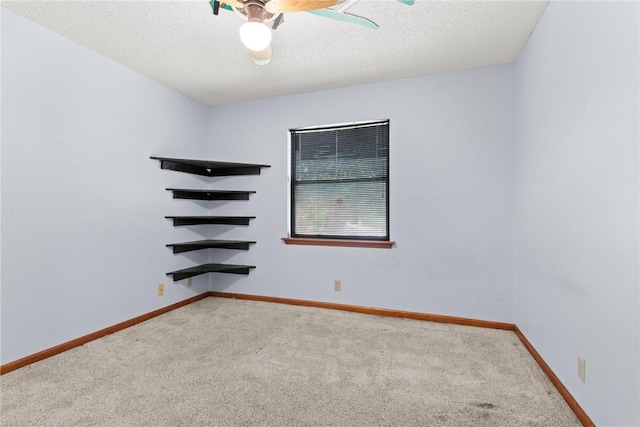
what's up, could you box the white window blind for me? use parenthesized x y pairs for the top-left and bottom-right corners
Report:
(290, 120), (389, 240)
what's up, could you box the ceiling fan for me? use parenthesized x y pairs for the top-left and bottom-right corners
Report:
(209, 0), (414, 65)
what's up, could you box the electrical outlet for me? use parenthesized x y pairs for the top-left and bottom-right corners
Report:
(187, 278), (192, 287)
(157, 284), (165, 296)
(334, 280), (342, 292)
(577, 357), (586, 382)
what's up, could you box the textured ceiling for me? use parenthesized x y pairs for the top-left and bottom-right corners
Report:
(3, 0), (548, 106)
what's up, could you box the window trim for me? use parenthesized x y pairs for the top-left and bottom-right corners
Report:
(288, 119), (391, 242)
(282, 237), (394, 249)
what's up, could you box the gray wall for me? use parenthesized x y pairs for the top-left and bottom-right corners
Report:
(1, 9), (211, 364)
(206, 64), (516, 323)
(0, 7), (4, 341)
(513, 1), (639, 425)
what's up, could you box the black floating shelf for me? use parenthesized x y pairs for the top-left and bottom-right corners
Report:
(165, 216), (255, 226)
(167, 263), (255, 281)
(166, 239), (256, 254)
(151, 156), (270, 177)
(166, 188), (256, 201)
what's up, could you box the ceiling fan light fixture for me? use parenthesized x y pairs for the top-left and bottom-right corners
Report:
(239, 21), (272, 52)
(252, 57), (271, 66)
(251, 45), (272, 66)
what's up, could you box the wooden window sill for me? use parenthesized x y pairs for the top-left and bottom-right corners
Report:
(282, 237), (395, 249)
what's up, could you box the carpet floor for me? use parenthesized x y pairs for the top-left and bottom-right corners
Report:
(0, 297), (580, 426)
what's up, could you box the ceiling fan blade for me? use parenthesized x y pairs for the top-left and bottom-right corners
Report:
(306, 9), (378, 29)
(266, 0), (340, 14)
(250, 44), (272, 65)
(210, 0), (236, 13)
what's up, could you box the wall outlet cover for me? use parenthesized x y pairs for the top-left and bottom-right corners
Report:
(577, 357), (586, 382)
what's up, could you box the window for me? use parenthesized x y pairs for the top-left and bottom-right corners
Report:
(289, 120), (390, 244)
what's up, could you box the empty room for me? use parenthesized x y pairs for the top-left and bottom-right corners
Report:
(1, 0), (638, 426)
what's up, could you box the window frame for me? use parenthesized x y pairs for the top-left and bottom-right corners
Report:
(287, 120), (391, 246)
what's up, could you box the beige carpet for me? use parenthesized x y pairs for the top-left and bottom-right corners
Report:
(0, 297), (580, 426)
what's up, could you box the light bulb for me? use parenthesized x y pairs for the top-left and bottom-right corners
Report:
(239, 21), (272, 52)
(251, 45), (272, 66)
(252, 56), (271, 66)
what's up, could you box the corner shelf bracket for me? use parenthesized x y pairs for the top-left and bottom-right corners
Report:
(167, 189), (256, 201)
(167, 263), (255, 281)
(165, 216), (255, 226)
(151, 157), (270, 177)
(166, 239), (256, 254)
